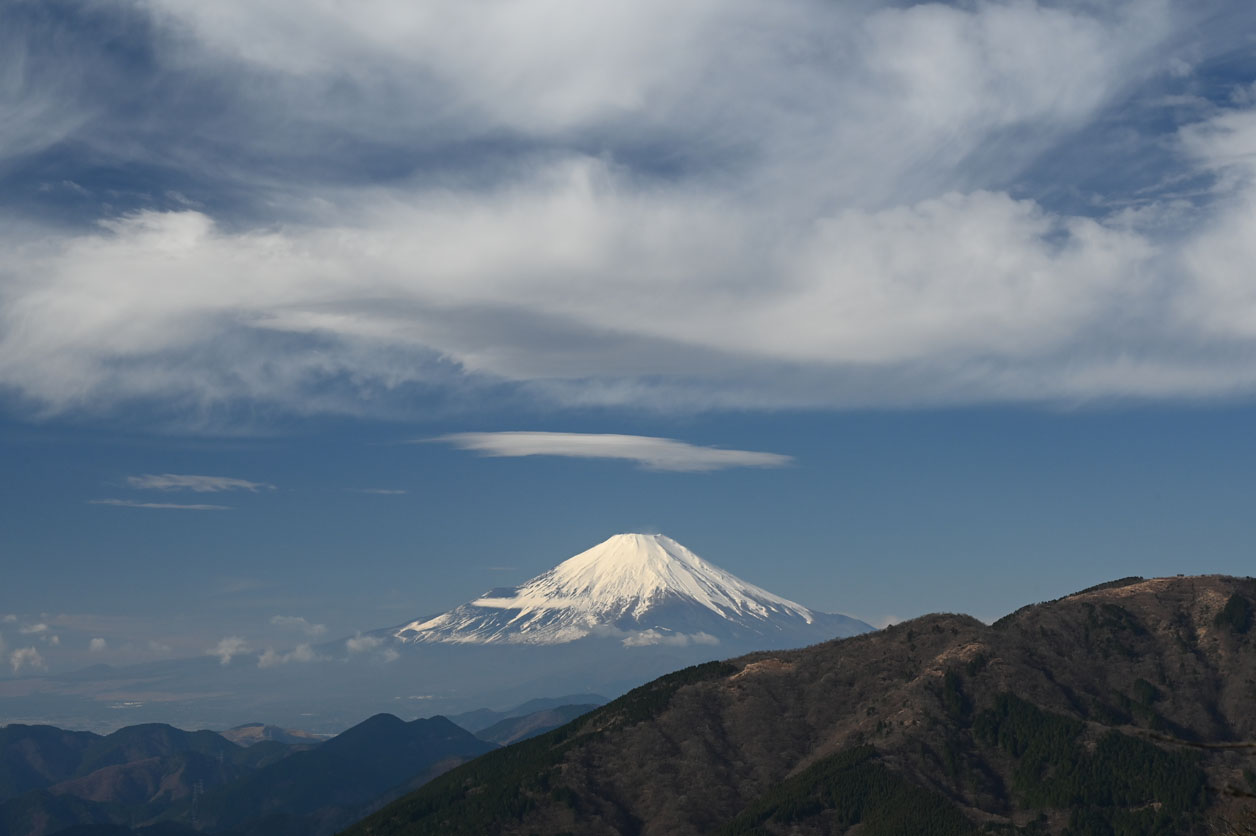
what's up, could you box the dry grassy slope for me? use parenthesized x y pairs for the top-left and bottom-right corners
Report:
(991, 576), (1254, 736)
(47, 754), (230, 806)
(347, 574), (1256, 835)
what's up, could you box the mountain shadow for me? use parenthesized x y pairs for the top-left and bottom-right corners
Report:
(447, 694), (607, 734)
(0, 723), (292, 836)
(173, 714), (496, 836)
(474, 704), (602, 746)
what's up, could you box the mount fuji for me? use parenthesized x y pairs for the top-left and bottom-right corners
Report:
(0, 535), (872, 732)
(394, 533), (871, 648)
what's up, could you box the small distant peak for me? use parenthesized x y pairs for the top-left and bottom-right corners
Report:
(356, 713), (405, 727)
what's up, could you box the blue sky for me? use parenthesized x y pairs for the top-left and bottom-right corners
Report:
(3, 0), (1256, 677)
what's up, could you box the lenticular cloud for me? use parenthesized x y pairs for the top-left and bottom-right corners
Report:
(436, 432), (792, 472)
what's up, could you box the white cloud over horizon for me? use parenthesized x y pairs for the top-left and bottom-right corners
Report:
(621, 629), (720, 648)
(208, 636), (249, 665)
(345, 634), (384, 653)
(257, 643), (322, 668)
(10, 647), (45, 674)
(437, 432), (793, 471)
(2, 0), (1256, 421)
(345, 633), (400, 663)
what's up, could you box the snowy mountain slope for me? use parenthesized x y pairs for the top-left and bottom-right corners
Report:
(395, 533), (871, 646)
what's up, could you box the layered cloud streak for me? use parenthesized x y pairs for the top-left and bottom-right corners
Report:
(126, 474), (275, 492)
(438, 432), (792, 471)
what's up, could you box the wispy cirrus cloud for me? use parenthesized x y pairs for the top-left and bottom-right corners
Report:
(126, 474), (275, 492)
(89, 499), (230, 511)
(270, 615), (326, 637)
(436, 432), (792, 472)
(349, 488), (407, 495)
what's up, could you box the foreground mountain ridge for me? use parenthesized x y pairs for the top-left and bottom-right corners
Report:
(395, 533), (871, 646)
(346, 573), (1256, 836)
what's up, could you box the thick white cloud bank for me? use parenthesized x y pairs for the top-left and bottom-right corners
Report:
(3, 0), (1256, 420)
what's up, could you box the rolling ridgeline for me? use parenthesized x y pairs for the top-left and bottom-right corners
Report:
(0, 694), (606, 836)
(3, 574), (1255, 835)
(0, 715), (497, 836)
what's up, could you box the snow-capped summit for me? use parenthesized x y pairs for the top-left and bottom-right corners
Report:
(510, 533), (816, 623)
(395, 533), (871, 647)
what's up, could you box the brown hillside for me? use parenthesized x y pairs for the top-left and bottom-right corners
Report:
(346, 574), (1256, 836)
